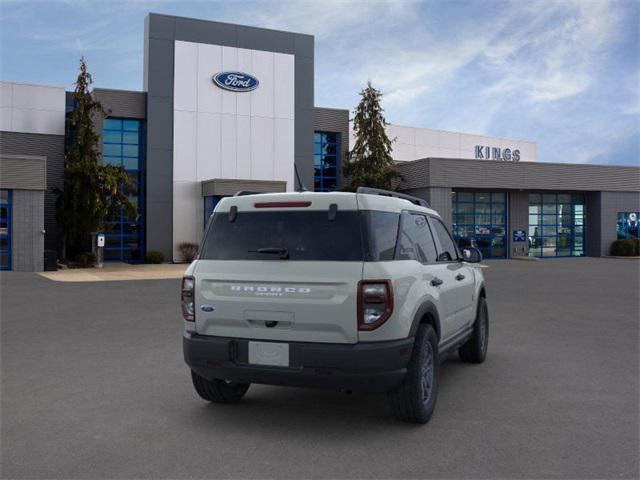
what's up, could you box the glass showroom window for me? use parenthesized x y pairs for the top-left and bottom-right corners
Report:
(528, 193), (585, 257)
(314, 132), (340, 192)
(102, 118), (145, 262)
(616, 212), (640, 239)
(0, 189), (12, 270)
(452, 191), (507, 259)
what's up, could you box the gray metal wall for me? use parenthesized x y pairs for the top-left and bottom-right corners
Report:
(11, 190), (45, 271)
(0, 132), (63, 252)
(428, 187), (453, 227)
(144, 13), (315, 260)
(397, 158), (640, 192)
(0, 155), (47, 190)
(314, 107), (349, 188)
(94, 89), (147, 119)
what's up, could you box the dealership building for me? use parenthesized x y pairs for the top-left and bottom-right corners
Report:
(1, 13), (639, 271)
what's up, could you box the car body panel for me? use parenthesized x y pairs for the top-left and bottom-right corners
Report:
(185, 190), (485, 352)
(192, 260), (362, 344)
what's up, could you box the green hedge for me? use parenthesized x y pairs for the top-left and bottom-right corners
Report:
(610, 238), (640, 256)
(74, 252), (96, 268)
(145, 250), (164, 264)
(178, 242), (199, 263)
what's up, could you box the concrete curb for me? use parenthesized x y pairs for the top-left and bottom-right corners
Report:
(37, 263), (187, 282)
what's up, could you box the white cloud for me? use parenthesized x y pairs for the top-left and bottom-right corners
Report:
(1, 0), (636, 165)
(249, 0), (416, 39)
(462, 2), (613, 105)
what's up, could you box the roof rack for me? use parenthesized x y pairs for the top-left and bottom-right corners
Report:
(233, 190), (262, 197)
(356, 187), (430, 208)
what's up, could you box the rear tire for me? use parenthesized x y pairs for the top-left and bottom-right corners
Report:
(191, 371), (250, 404)
(459, 296), (489, 364)
(387, 324), (439, 424)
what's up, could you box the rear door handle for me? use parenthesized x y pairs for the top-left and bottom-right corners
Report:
(455, 274), (466, 281)
(430, 277), (443, 287)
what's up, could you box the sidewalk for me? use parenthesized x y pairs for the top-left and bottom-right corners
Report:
(37, 263), (188, 282)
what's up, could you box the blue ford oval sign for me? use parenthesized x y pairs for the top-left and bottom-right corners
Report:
(212, 72), (259, 92)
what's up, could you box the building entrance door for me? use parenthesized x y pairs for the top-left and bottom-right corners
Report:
(452, 191), (507, 259)
(527, 193), (585, 257)
(0, 189), (12, 270)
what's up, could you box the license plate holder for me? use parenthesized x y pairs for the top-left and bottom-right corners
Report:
(248, 341), (290, 367)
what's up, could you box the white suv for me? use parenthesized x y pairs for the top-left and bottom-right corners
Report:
(182, 188), (488, 423)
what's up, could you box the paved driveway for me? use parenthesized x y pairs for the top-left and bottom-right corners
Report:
(1, 258), (638, 479)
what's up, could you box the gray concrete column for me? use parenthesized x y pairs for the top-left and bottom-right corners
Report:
(508, 191), (529, 258)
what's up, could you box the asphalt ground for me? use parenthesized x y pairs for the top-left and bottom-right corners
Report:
(1, 258), (638, 479)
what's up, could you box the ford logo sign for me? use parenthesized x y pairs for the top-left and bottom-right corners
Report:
(212, 72), (259, 92)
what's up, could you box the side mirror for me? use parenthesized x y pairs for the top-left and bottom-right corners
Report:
(462, 247), (482, 263)
(437, 252), (452, 262)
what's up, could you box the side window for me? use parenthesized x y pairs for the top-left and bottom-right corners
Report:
(430, 217), (459, 261)
(361, 211), (400, 261)
(396, 213), (438, 263)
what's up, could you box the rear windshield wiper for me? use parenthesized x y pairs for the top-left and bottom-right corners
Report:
(248, 247), (290, 260)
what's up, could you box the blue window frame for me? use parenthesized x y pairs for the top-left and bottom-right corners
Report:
(528, 193), (585, 257)
(314, 131), (340, 192)
(102, 118), (145, 263)
(0, 189), (12, 270)
(452, 191), (507, 259)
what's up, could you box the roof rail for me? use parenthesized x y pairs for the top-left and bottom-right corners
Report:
(356, 187), (430, 208)
(233, 190), (262, 197)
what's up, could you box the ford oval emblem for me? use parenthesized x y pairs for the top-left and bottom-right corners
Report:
(212, 72), (259, 92)
(200, 305), (215, 312)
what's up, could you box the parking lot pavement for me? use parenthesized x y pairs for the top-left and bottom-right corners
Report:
(1, 258), (638, 479)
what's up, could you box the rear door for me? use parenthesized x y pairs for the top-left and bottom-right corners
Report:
(193, 194), (363, 344)
(428, 216), (476, 337)
(394, 211), (461, 340)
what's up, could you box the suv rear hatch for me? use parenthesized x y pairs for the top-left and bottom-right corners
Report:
(193, 193), (363, 344)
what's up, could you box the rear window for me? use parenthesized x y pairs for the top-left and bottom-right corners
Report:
(200, 209), (408, 262)
(201, 211), (364, 261)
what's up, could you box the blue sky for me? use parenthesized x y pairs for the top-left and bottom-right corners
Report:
(1, 0), (638, 166)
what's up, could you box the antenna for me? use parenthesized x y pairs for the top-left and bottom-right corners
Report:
(294, 164), (309, 192)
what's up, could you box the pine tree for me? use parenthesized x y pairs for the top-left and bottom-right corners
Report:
(55, 57), (135, 260)
(342, 81), (400, 191)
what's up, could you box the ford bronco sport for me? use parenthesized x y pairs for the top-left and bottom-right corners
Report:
(182, 187), (488, 423)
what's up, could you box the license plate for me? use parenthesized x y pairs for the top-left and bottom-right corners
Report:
(248, 341), (289, 367)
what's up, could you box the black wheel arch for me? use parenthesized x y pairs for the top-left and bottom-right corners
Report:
(408, 301), (442, 340)
(478, 282), (487, 299)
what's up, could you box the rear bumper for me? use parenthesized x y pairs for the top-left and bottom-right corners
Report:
(183, 333), (414, 393)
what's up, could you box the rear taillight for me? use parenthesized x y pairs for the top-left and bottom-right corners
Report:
(358, 280), (393, 331)
(181, 276), (195, 322)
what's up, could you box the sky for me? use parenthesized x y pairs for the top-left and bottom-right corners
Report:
(1, 0), (638, 166)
